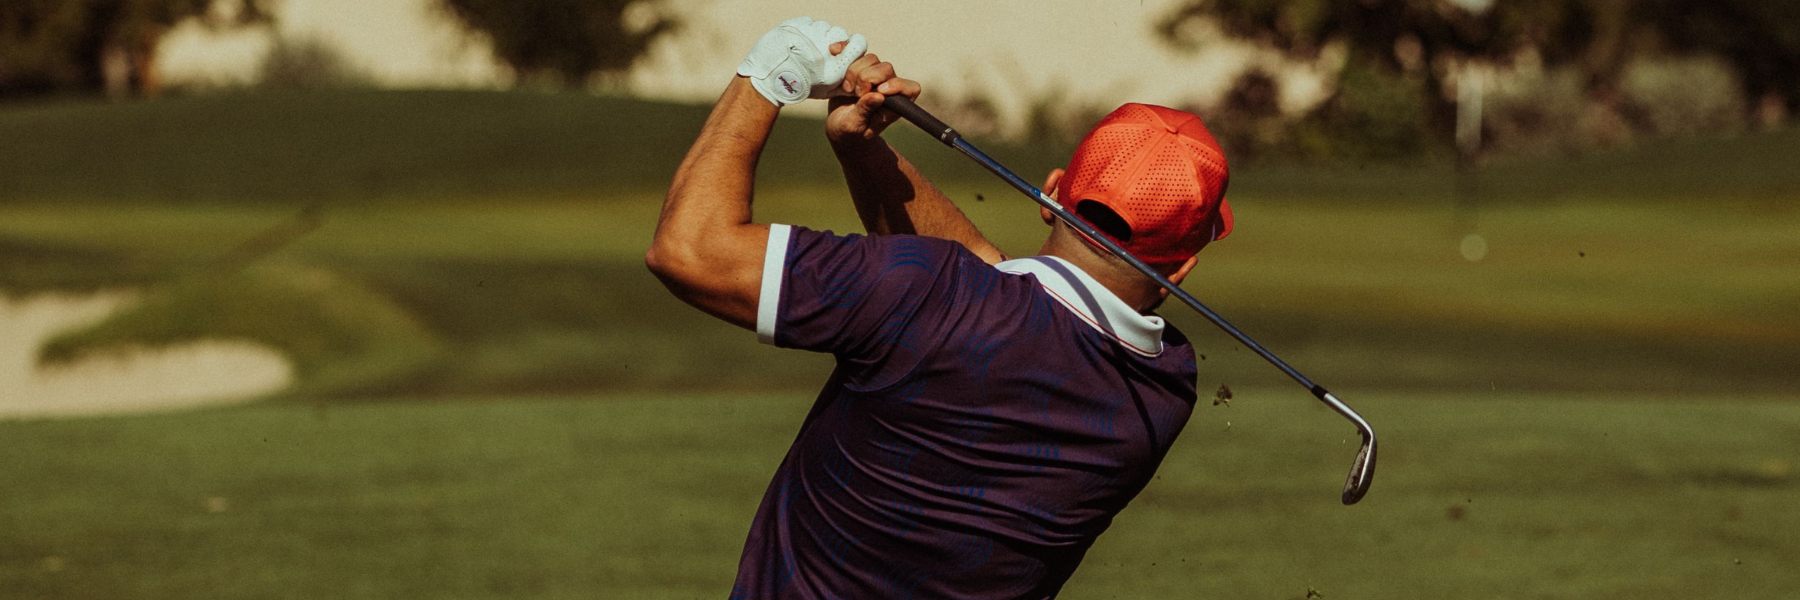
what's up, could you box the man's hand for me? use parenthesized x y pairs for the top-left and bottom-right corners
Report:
(738, 17), (867, 107)
(823, 50), (1005, 264)
(825, 49), (922, 144)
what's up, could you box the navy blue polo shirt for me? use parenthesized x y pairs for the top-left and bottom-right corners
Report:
(731, 225), (1198, 599)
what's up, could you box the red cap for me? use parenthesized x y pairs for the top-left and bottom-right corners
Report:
(1057, 103), (1232, 266)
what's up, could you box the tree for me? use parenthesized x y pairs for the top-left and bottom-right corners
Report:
(1158, 0), (1604, 153)
(1647, 0), (1800, 121)
(1156, 0), (1800, 155)
(436, 0), (678, 89)
(0, 0), (271, 98)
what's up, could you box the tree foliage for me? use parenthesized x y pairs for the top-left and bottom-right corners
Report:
(436, 0), (678, 88)
(1648, 0), (1800, 115)
(1158, 0), (1800, 156)
(0, 0), (271, 98)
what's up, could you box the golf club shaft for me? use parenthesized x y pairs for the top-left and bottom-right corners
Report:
(881, 96), (1375, 503)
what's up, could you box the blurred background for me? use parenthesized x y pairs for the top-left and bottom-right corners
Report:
(2, 0), (1796, 598)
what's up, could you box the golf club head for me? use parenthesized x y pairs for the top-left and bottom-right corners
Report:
(1341, 429), (1377, 505)
(1315, 390), (1377, 505)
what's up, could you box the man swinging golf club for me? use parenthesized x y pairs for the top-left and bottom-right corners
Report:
(648, 16), (1233, 598)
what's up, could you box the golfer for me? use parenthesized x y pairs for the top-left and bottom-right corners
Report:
(647, 17), (1233, 599)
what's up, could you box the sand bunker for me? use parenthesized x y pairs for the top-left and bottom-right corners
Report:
(0, 292), (292, 419)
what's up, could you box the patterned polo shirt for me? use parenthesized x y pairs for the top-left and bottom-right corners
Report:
(730, 225), (1198, 599)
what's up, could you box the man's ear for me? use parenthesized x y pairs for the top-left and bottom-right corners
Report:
(1152, 256), (1202, 301)
(1166, 255), (1200, 286)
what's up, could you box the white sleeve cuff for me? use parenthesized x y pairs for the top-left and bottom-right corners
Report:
(756, 224), (792, 345)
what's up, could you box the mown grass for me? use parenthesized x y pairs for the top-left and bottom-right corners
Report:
(5, 89), (1798, 206)
(4, 188), (1796, 397)
(0, 90), (1068, 204)
(1, 390), (1795, 599)
(2, 90), (1797, 397)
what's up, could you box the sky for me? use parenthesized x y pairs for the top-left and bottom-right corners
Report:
(157, 0), (1329, 129)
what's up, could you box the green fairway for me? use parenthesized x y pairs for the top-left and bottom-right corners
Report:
(0, 90), (1069, 204)
(3, 90), (1798, 398)
(2, 390), (1795, 599)
(4, 89), (1798, 206)
(5, 81), (1797, 600)
(4, 188), (1797, 397)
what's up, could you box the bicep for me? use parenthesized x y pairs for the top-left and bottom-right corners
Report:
(646, 223), (774, 331)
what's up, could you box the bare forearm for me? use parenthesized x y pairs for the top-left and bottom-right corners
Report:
(832, 137), (1006, 263)
(647, 77), (778, 328)
(661, 78), (775, 235)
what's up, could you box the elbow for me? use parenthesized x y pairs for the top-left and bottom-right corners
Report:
(643, 241), (677, 281)
(647, 188), (693, 281)
(644, 238), (698, 286)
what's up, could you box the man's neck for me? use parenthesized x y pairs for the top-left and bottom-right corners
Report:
(1039, 250), (1163, 313)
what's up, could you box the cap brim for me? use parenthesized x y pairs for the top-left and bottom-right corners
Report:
(1211, 197), (1234, 241)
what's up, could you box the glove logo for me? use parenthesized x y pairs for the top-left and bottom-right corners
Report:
(775, 71), (805, 100)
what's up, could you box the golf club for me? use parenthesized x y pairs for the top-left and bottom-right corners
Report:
(881, 95), (1377, 505)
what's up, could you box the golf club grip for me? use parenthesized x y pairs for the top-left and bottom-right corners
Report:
(882, 96), (960, 144)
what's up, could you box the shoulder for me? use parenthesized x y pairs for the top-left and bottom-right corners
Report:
(784, 226), (993, 284)
(785, 226), (968, 258)
(771, 228), (1009, 382)
(1160, 323), (1197, 366)
(1151, 322), (1200, 395)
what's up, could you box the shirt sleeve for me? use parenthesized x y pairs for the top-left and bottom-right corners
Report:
(756, 225), (960, 365)
(755, 224), (794, 345)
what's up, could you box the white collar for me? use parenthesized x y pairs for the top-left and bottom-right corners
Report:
(995, 255), (1165, 356)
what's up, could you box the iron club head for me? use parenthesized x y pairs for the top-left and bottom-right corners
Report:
(1342, 428), (1377, 505)
(1316, 390), (1377, 505)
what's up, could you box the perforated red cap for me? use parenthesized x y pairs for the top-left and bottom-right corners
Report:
(1057, 103), (1232, 266)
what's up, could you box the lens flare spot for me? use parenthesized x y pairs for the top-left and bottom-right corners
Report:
(1459, 234), (1488, 262)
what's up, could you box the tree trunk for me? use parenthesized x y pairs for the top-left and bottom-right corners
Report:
(131, 28), (164, 97)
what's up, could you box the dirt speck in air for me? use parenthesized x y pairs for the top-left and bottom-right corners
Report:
(1212, 383), (1233, 406)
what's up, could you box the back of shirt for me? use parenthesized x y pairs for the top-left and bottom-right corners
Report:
(732, 226), (1198, 600)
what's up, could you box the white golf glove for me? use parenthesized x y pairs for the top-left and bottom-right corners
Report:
(737, 16), (868, 107)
